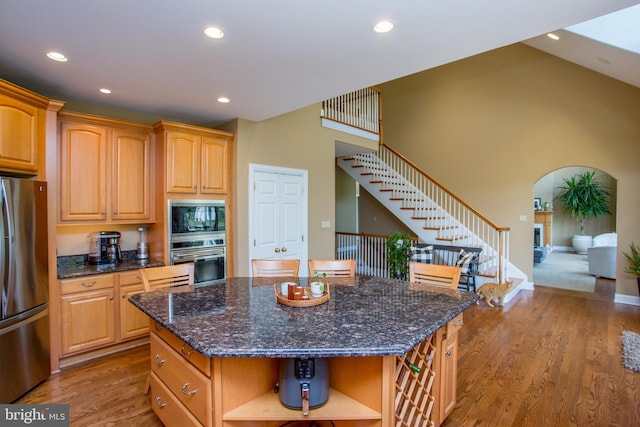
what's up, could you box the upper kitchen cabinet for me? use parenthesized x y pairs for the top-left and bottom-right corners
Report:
(58, 112), (155, 223)
(0, 79), (50, 176)
(154, 121), (232, 196)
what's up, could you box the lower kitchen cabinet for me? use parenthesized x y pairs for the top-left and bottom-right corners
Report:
(118, 271), (150, 340)
(150, 333), (212, 427)
(60, 275), (116, 355)
(150, 372), (203, 427)
(148, 315), (464, 427)
(59, 271), (150, 359)
(433, 313), (463, 426)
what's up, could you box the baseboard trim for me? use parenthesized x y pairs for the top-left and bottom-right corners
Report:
(59, 337), (149, 370)
(614, 293), (640, 306)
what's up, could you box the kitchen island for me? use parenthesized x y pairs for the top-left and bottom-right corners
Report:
(129, 276), (479, 427)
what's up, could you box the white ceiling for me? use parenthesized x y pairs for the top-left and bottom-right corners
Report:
(0, 0), (638, 126)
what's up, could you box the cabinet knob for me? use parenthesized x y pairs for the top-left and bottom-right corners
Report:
(446, 351), (452, 357)
(101, 210), (106, 215)
(121, 294), (126, 299)
(274, 248), (280, 253)
(281, 247), (287, 252)
(202, 185), (207, 189)
(113, 210), (118, 215)
(109, 296), (114, 301)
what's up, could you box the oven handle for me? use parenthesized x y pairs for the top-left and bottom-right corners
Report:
(172, 253), (224, 262)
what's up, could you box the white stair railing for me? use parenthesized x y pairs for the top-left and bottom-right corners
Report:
(321, 87), (381, 135)
(341, 144), (511, 283)
(336, 232), (419, 278)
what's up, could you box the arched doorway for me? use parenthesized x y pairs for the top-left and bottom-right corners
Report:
(532, 166), (617, 297)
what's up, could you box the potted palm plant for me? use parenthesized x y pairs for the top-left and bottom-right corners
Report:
(623, 243), (640, 294)
(386, 231), (411, 280)
(555, 170), (611, 254)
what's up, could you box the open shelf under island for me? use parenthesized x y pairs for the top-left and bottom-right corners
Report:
(129, 276), (479, 427)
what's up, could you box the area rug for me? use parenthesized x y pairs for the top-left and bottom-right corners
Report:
(532, 251), (595, 292)
(621, 331), (640, 372)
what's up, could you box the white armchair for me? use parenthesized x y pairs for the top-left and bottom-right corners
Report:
(587, 232), (617, 279)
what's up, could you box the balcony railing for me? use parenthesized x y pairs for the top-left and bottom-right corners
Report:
(321, 87), (381, 137)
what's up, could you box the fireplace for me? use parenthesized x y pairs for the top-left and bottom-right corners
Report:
(533, 224), (548, 263)
(534, 224), (543, 247)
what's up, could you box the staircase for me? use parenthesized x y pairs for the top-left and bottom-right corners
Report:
(338, 143), (528, 296)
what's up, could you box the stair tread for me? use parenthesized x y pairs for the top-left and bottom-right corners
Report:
(436, 235), (469, 241)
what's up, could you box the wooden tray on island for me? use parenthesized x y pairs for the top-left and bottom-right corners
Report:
(273, 283), (330, 307)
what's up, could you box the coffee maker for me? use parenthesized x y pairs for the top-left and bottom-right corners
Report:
(89, 231), (122, 264)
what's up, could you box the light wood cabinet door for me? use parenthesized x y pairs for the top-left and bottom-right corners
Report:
(166, 131), (199, 194)
(59, 122), (108, 221)
(439, 331), (458, 421)
(112, 129), (151, 220)
(118, 271), (149, 340)
(0, 93), (39, 174)
(119, 282), (149, 340)
(200, 134), (228, 194)
(59, 116), (154, 224)
(60, 287), (116, 355)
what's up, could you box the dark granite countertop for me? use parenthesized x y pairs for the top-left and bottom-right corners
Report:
(129, 276), (479, 359)
(57, 251), (165, 279)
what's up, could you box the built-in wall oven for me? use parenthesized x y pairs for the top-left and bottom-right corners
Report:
(168, 200), (226, 284)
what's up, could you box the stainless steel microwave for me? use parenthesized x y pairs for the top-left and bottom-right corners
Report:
(168, 200), (225, 239)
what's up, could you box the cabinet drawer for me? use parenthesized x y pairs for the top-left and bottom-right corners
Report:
(60, 274), (114, 295)
(119, 270), (143, 285)
(150, 333), (211, 425)
(152, 323), (211, 376)
(446, 313), (464, 337)
(150, 372), (203, 427)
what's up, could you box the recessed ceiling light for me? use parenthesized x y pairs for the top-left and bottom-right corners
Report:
(373, 20), (394, 33)
(99, 88), (112, 94)
(547, 33), (560, 41)
(204, 26), (224, 39)
(46, 51), (68, 62)
(217, 97), (230, 103)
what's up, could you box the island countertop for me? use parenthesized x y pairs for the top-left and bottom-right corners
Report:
(129, 275), (479, 359)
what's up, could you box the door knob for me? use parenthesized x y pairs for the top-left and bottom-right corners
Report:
(274, 248), (280, 253)
(281, 247), (287, 252)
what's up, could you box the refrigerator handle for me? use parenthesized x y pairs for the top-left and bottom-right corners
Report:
(0, 180), (7, 318)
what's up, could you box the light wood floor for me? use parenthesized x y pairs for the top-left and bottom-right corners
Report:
(18, 279), (640, 426)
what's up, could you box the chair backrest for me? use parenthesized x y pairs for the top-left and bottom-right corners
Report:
(409, 262), (461, 289)
(251, 259), (300, 277)
(308, 259), (356, 277)
(139, 263), (195, 292)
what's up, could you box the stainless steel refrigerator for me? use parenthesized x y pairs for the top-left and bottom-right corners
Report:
(0, 178), (50, 403)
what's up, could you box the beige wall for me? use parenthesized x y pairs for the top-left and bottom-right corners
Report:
(378, 43), (640, 296)
(357, 188), (414, 237)
(222, 105), (378, 276)
(335, 168), (358, 233)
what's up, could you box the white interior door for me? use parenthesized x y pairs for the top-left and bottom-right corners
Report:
(250, 165), (308, 275)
